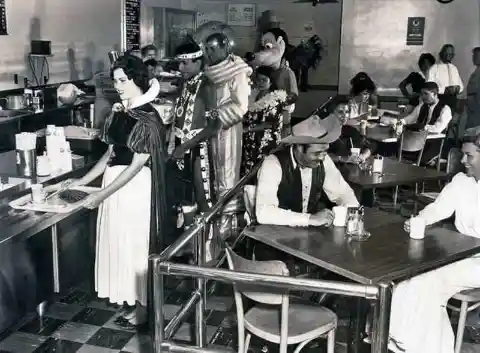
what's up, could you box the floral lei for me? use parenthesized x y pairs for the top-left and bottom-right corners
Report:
(248, 90), (288, 113)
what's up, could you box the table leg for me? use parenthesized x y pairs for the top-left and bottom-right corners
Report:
(347, 297), (369, 353)
(372, 282), (393, 353)
(51, 224), (60, 293)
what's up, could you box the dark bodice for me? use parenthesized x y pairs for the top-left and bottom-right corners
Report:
(107, 111), (137, 165)
(104, 104), (158, 166)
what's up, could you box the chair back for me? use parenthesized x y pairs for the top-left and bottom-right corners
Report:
(243, 185), (257, 224)
(398, 129), (428, 164)
(446, 147), (464, 174)
(225, 247), (289, 305)
(225, 247), (290, 353)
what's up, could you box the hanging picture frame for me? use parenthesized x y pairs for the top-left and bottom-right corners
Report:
(227, 4), (256, 27)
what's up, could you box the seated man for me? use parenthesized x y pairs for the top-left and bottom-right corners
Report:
(256, 114), (359, 227)
(381, 81), (452, 164)
(328, 103), (377, 163)
(385, 132), (480, 353)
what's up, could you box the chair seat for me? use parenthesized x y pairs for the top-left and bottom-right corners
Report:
(244, 303), (337, 345)
(453, 288), (480, 302)
(417, 192), (439, 202)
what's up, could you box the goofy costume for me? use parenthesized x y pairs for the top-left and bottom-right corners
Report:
(248, 27), (298, 134)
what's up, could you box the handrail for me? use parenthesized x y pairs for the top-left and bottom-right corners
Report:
(160, 262), (379, 299)
(150, 144), (286, 264)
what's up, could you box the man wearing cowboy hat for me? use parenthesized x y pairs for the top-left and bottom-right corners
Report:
(256, 114), (359, 227)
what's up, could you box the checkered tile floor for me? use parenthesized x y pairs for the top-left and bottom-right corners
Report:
(0, 248), (479, 352)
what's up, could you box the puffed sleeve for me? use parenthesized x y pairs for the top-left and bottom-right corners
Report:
(99, 111), (114, 144)
(127, 121), (155, 154)
(127, 110), (167, 156)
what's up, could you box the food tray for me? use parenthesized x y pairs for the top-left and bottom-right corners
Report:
(9, 186), (100, 214)
(36, 126), (100, 140)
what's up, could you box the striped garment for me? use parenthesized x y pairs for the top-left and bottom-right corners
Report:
(204, 55), (252, 128)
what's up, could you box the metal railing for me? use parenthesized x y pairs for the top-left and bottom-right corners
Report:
(150, 135), (394, 353)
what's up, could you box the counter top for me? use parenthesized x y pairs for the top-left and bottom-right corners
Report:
(0, 96), (96, 125)
(0, 151), (98, 246)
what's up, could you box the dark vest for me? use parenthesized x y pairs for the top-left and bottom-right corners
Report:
(274, 148), (328, 214)
(417, 101), (446, 128)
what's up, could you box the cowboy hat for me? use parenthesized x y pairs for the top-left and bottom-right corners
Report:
(281, 113), (342, 145)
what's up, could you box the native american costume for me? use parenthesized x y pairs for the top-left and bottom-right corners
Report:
(203, 54), (252, 238)
(169, 73), (218, 212)
(242, 90), (289, 177)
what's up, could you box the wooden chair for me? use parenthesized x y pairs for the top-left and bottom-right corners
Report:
(225, 247), (337, 353)
(448, 288), (480, 353)
(393, 129), (428, 206)
(243, 185), (257, 225)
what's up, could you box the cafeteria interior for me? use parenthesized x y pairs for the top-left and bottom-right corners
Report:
(1, 0), (480, 353)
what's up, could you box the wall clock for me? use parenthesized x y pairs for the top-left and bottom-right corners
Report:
(437, 0), (454, 3)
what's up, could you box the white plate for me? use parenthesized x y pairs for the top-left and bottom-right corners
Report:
(9, 186), (100, 214)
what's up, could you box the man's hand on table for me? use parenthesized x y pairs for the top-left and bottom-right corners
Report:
(309, 209), (334, 227)
(404, 219), (411, 232)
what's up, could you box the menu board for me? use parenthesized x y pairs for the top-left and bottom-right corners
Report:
(0, 0), (7, 35)
(124, 0), (141, 50)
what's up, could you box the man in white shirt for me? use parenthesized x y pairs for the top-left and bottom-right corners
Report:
(381, 81), (452, 164)
(384, 133), (480, 353)
(427, 44), (464, 112)
(256, 113), (359, 227)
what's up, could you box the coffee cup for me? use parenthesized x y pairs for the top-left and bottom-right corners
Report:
(332, 206), (348, 227)
(350, 147), (360, 157)
(409, 216), (426, 240)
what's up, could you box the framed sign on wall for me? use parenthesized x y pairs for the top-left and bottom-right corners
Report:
(227, 4), (256, 27)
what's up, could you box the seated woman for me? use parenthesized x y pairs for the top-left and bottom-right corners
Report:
(349, 72), (378, 117)
(399, 53), (436, 107)
(328, 103), (376, 163)
(49, 55), (171, 328)
(241, 66), (293, 177)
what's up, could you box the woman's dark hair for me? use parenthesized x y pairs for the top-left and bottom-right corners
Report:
(255, 66), (278, 90)
(111, 55), (150, 93)
(418, 53), (436, 68)
(349, 72), (376, 96)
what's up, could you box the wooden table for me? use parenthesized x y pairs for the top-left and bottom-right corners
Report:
(339, 157), (449, 190)
(349, 122), (445, 143)
(243, 209), (480, 353)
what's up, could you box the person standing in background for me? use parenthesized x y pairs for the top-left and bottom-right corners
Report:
(466, 47), (480, 130)
(399, 53), (436, 107)
(427, 44), (464, 112)
(141, 44), (158, 62)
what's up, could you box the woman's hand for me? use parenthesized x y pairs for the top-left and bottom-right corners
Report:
(404, 219), (411, 232)
(43, 178), (82, 193)
(83, 192), (106, 209)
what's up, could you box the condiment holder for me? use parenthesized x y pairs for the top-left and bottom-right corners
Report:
(345, 206), (371, 241)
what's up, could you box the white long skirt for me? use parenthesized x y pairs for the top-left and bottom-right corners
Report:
(389, 256), (480, 353)
(95, 165), (151, 306)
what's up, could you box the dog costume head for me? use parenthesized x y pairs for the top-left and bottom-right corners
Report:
(247, 27), (288, 68)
